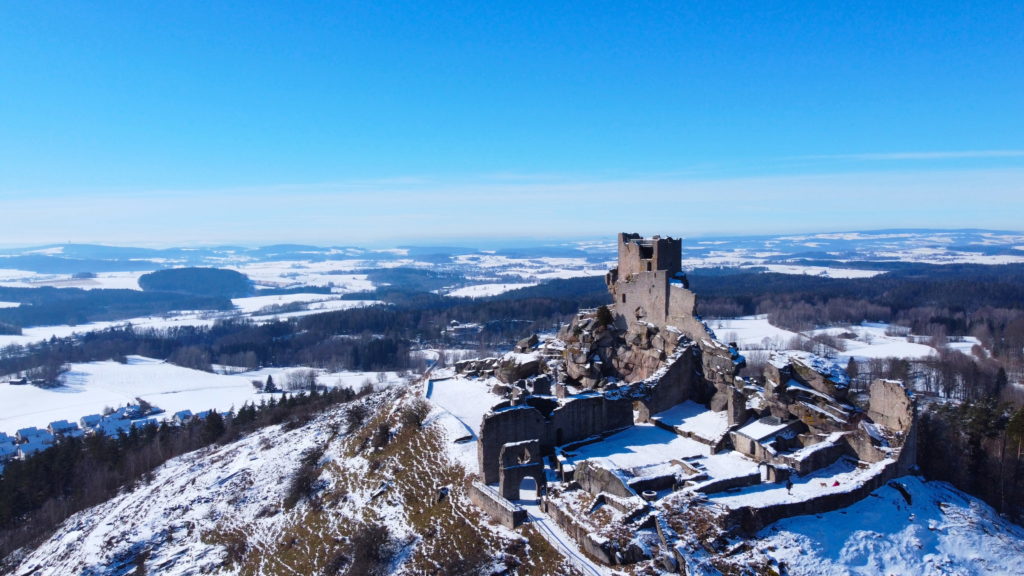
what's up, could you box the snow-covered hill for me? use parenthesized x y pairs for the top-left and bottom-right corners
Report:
(4, 387), (583, 576)
(8, 383), (1023, 576)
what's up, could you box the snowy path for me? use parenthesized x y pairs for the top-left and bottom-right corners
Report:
(517, 482), (610, 576)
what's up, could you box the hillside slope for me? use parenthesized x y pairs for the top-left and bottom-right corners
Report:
(6, 384), (1024, 576)
(4, 387), (581, 576)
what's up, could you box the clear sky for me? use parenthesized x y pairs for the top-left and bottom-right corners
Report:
(1, 1), (1022, 246)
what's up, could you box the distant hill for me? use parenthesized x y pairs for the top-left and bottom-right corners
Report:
(138, 267), (254, 298)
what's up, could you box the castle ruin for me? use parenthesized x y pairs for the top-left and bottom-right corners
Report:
(464, 232), (918, 569)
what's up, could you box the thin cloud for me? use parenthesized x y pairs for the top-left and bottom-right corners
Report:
(801, 150), (1024, 161)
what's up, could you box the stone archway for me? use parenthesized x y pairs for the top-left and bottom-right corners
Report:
(498, 439), (546, 501)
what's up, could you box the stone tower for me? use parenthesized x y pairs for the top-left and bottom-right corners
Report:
(605, 233), (704, 338)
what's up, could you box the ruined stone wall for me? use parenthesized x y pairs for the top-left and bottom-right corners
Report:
(479, 395), (634, 483)
(574, 459), (634, 498)
(724, 460), (899, 535)
(613, 271), (670, 328)
(542, 497), (615, 565)
(550, 395), (634, 448)
(730, 431), (773, 461)
(641, 346), (702, 415)
(665, 284), (700, 331)
(478, 405), (547, 484)
(783, 440), (851, 475)
(616, 233), (681, 278)
(867, 379), (917, 474)
(469, 482), (527, 529)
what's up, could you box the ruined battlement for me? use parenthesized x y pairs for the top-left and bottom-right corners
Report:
(613, 232), (682, 278)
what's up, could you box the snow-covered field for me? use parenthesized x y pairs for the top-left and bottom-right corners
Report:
(711, 316), (802, 349)
(817, 323), (939, 360)
(229, 261), (377, 292)
(0, 313), (222, 349)
(0, 356), (404, 436)
(0, 271), (146, 290)
(710, 315), (959, 361)
(758, 264), (884, 279)
(445, 282), (537, 298)
(452, 254), (611, 281)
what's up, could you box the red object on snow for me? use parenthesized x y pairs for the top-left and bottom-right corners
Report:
(832, 480), (840, 487)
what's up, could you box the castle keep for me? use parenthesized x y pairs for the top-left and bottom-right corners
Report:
(605, 233), (705, 341)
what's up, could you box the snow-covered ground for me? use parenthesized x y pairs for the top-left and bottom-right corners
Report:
(711, 316), (964, 361)
(758, 264), (883, 279)
(830, 323), (938, 360)
(426, 376), (503, 436)
(566, 423), (711, 469)
(0, 314), (222, 349)
(0, 356), (404, 435)
(711, 316), (802, 350)
(738, 476), (1024, 576)
(230, 292), (342, 313)
(652, 400), (730, 441)
(452, 254), (611, 281)
(445, 283), (537, 298)
(10, 408), (337, 576)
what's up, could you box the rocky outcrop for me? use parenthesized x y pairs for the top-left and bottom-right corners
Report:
(495, 352), (543, 384)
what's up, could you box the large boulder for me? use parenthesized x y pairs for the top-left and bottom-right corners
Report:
(496, 352), (542, 384)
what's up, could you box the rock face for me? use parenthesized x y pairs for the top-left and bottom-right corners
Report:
(557, 310), (683, 388)
(495, 352), (543, 384)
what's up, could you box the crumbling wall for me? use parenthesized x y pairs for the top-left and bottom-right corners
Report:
(479, 394), (634, 483)
(613, 271), (671, 328)
(478, 405), (547, 484)
(469, 482), (526, 528)
(574, 460), (633, 498)
(867, 379), (917, 475)
(499, 439), (546, 500)
(550, 395), (634, 448)
(615, 233), (681, 278)
(542, 497), (615, 565)
(724, 460), (898, 535)
(640, 346), (702, 416)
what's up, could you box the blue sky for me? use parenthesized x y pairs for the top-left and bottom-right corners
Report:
(1, 1), (1022, 246)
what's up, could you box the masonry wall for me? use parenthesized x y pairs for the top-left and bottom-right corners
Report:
(543, 497), (615, 565)
(724, 460), (899, 535)
(478, 395), (634, 484)
(642, 347), (701, 415)
(614, 271), (670, 328)
(616, 233), (681, 278)
(574, 459), (634, 498)
(469, 482), (526, 529)
(549, 395), (634, 448)
(868, 379), (914, 431)
(478, 406), (547, 484)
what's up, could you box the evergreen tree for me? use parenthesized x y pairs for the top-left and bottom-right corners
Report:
(202, 410), (226, 444)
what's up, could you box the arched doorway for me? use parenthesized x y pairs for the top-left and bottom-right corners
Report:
(517, 476), (540, 504)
